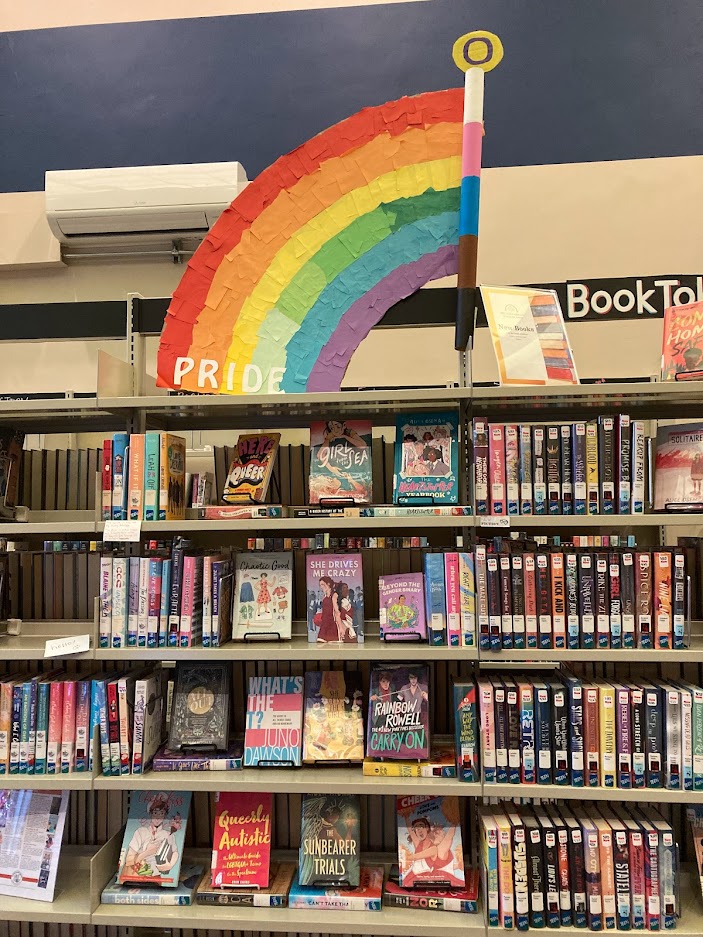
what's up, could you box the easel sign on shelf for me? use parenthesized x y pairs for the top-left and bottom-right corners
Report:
(45, 633), (91, 658)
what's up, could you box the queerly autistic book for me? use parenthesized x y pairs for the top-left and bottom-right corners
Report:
(232, 552), (293, 640)
(309, 420), (372, 503)
(367, 663), (430, 760)
(306, 553), (364, 643)
(393, 412), (459, 505)
(118, 791), (191, 887)
(299, 794), (361, 887)
(396, 795), (465, 889)
(303, 670), (364, 763)
(378, 572), (427, 640)
(211, 791), (272, 888)
(244, 675), (304, 767)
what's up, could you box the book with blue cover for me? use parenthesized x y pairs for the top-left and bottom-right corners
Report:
(117, 790), (192, 887)
(102, 863), (203, 904)
(393, 412), (459, 505)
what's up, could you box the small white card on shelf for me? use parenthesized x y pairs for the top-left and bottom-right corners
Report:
(103, 520), (142, 542)
(44, 634), (91, 658)
(479, 516), (510, 528)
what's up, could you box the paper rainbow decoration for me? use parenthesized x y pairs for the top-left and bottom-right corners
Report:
(157, 89), (464, 395)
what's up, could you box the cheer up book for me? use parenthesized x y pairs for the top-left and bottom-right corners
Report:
(306, 553), (364, 644)
(303, 670), (364, 763)
(223, 432), (280, 503)
(232, 552), (293, 640)
(117, 790), (191, 887)
(367, 663), (430, 760)
(378, 572), (427, 641)
(211, 791), (272, 888)
(661, 300), (703, 380)
(243, 675), (304, 767)
(393, 412), (459, 504)
(396, 795), (465, 889)
(299, 794), (361, 887)
(309, 420), (372, 504)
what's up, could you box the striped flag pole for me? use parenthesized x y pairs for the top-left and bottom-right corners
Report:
(453, 31), (503, 352)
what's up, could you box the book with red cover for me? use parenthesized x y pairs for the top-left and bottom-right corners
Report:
(661, 300), (703, 380)
(211, 791), (272, 888)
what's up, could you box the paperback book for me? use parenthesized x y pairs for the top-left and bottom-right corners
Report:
(243, 674), (304, 767)
(196, 861), (295, 906)
(101, 863), (203, 905)
(306, 553), (364, 643)
(393, 412), (459, 504)
(167, 663), (230, 753)
(299, 793), (361, 887)
(288, 865), (383, 911)
(211, 791), (272, 888)
(223, 433), (280, 503)
(378, 572), (427, 641)
(396, 795), (465, 889)
(232, 552), (293, 640)
(367, 663), (430, 760)
(151, 742), (243, 772)
(0, 789), (69, 902)
(117, 791), (191, 887)
(309, 420), (372, 503)
(384, 865), (479, 913)
(654, 420), (703, 510)
(303, 670), (364, 763)
(363, 735), (456, 777)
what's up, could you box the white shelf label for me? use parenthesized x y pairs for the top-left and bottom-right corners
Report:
(44, 634), (91, 658)
(479, 516), (510, 528)
(103, 520), (142, 542)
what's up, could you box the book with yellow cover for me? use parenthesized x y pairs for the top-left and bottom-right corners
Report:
(303, 671), (364, 763)
(223, 433), (280, 504)
(363, 736), (456, 777)
(597, 681), (616, 788)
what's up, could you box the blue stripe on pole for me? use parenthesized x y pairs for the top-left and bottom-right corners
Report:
(459, 175), (480, 237)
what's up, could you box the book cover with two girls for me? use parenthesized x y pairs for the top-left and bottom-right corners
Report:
(306, 553), (364, 643)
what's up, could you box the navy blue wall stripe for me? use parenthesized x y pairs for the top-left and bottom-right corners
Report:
(1, 0), (703, 192)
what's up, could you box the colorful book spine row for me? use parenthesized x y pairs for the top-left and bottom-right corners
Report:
(475, 545), (685, 651)
(474, 415), (646, 517)
(480, 802), (677, 931)
(421, 552), (476, 647)
(102, 432), (186, 521)
(479, 673), (703, 792)
(98, 545), (233, 648)
(246, 534), (432, 551)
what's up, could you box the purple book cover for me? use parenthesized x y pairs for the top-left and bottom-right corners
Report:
(378, 573), (427, 640)
(306, 553), (364, 644)
(615, 685), (632, 789)
(367, 663), (430, 759)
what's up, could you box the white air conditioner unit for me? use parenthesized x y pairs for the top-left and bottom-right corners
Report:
(45, 162), (248, 243)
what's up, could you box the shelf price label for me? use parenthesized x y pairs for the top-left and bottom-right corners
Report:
(44, 634), (91, 658)
(479, 516), (511, 528)
(103, 520), (142, 542)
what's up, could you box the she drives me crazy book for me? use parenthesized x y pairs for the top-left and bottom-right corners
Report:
(393, 412), (459, 504)
(309, 420), (372, 503)
(367, 663), (430, 759)
(306, 553), (364, 643)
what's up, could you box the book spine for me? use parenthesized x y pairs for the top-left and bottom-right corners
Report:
(567, 821), (587, 929)
(102, 438), (112, 521)
(659, 825), (676, 930)
(159, 433), (168, 520)
(643, 829), (661, 931)
(511, 554), (525, 649)
(473, 418), (489, 515)
(479, 681), (496, 783)
(542, 821), (560, 928)
(189, 555), (203, 647)
(423, 552), (447, 646)
(499, 555), (513, 649)
(692, 685), (703, 790)
(60, 680), (76, 773)
(524, 553), (538, 648)
(159, 558), (171, 647)
(512, 821), (530, 931)
(565, 552), (580, 649)
(107, 681), (120, 776)
(560, 424), (573, 515)
(519, 425), (533, 515)
(654, 551), (672, 649)
(506, 684), (521, 784)
(550, 552), (566, 649)
(19, 680), (34, 773)
(556, 824), (572, 927)
(0, 682), (12, 773)
(202, 554), (213, 647)
(608, 553), (622, 649)
(147, 558), (162, 647)
(99, 555), (112, 648)
(179, 554), (195, 646)
(47, 681), (63, 775)
(95, 680), (111, 775)
(598, 823), (617, 930)
(595, 553), (610, 649)
(583, 825), (603, 931)
(131, 678), (146, 774)
(617, 414), (632, 515)
(680, 686), (693, 790)
(519, 683), (535, 784)
(89, 679), (100, 771)
(599, 684), (616, 788)
(494, 683), (508, 784)
(111, 433), (128, 519)
(599, 416), (616, 514)
(645, 686), (663, 787)
(630, 686), (646, 789)
(620, 551), (636, 648)
(474, 546), (490, 651)
(546, 425), (561, 514)
(536, 553), (552, 649)
(636, 552), (653, 648)
(586, 421), (600, 514)
(532, 426), (547, 515)
(552, 684), (569, 785)
(444, 552), (461, 647)
(487, 555), (502, 652)
(34, 681), (50, 774)
(584, 685), (600, 788)
(144, 432), (160, 521)
(526, 822), (546, 929)
(117, 677), (132, 775)
(489, 425), (506, 515)
(629, 827), (646, 929)
(75, 679), (91, 772)
(111, 555), (128, 649)
(631, 420), (645, 513)
(612, 828), (631, 931)
(481, 815), (499, 927)
(572, 422), (587, 514)
(673, 549), (685, 649)
(497, 822), (515, 929)
(10, 684), (22, 772)
(616, 686), (632, 788)
(568, 679), (584, 787)
(505, 424), (520, 515)
(579, 553), (596, 649)
(535, 684), (552, 784)
(665, 687), (682, 790)
(128, 433), (145, 520)
(459, 552), (476, 648)
(168, 541), (186, 646)
(136, 556), (149, 647)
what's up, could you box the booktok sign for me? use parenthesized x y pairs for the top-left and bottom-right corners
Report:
(550, 275), (703, 321)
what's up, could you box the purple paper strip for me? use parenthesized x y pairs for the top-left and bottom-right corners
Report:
(306, 245), (459, 392)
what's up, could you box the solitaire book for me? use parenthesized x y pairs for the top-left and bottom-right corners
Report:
(309, 420), (372, 504)
(396, 794), (465, 889)
(299, 793), (361, 887)
(367, 663), (430, 760)
(211, 791), (272, 888)
(393, 412), (459, 504)
(117, 791), (191, 887)
(306, 553), (364, 644)
(243, 674), (304, 767)
(303, 670), (364, 763)
(654, 421), (703, 510)
(378, 572), (427, 641)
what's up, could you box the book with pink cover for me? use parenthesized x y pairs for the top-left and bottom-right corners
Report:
(396, 795), (465, 889)
(654, 421), (703, 510)
(661, 301), (703, 380)
(211, 791), (272, 888)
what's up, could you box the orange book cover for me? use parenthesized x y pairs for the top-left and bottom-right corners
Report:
(594, 816), (616, 929)
(653, 551), (672, 649)
(211, 791), (272, 888)
(128, 433), (145, 520)
(661, 300), (703, 380)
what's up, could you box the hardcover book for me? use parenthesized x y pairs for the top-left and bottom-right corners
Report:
(211, 791), (272, 888)
(159, 434), (186, 521)
(362, 736), (456, 777)
(393, 412), (459, 504)
(661, 300), (703, 380)
(303, 670), (364, 763)
(117, 790), (191, 887)
(309, 420), (372, 504)
(243, 674), (304, 767)
(167, 662), (230, 753)
(654, 420), (703, 510)
(384, 866), (479, 913)
(232, 552), (293, 640)
(306, 553), (363, 643)
(299, 794), (361, 887)
(101, 864), (203, 905)
(223, 433), (280, 503)
(288, 864), (383, 910)
(367, 663), (430, 760)
(396, 795), (465, 889)
(378, 572), (426, 641)
(196, 861), (295, 906)
(453, 682), (479, 782)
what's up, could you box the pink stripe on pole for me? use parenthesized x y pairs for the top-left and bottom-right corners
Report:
(462, 121), (483, 178)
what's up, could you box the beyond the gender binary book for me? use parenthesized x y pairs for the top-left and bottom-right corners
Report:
(211, 791), (272, 888)
(306, 553), (364, 643)
(117, 791), (191, 887)
(378, 572), (427, 640)
(303, 670), (364, 763)
(232, 552), (293, 640)
(393, 412), (459, 504)
(396, 795), (465, 889)
(243, 675), (304, 767)
(223, 432), (280, 503)
(309, 420), (372, 504)
(299, 794), (361, 887)
(367, 663), (430, 760)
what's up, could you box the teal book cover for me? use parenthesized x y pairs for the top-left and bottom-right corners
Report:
(393, 412), (459, 505)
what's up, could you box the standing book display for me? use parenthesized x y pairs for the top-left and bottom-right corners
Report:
(299, 794), (361, 887)
(367, 663), (430, 760)
(211, 791), (272, 888)
(232, 552), (293, 641)
(303, 670), (364, 764)
(309, 420), (372, 504)
(393, 413), (459, 505)
(378, 572), (427, 641)
(223, 432), (280, 504)
(167, 662), (230, 753)
(243, 674), (304, 767)
(396, 795), (465, 890)
(117, 790), (191, 887)
(306, 553), (364, 643)
(0, 789), (69, 902)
